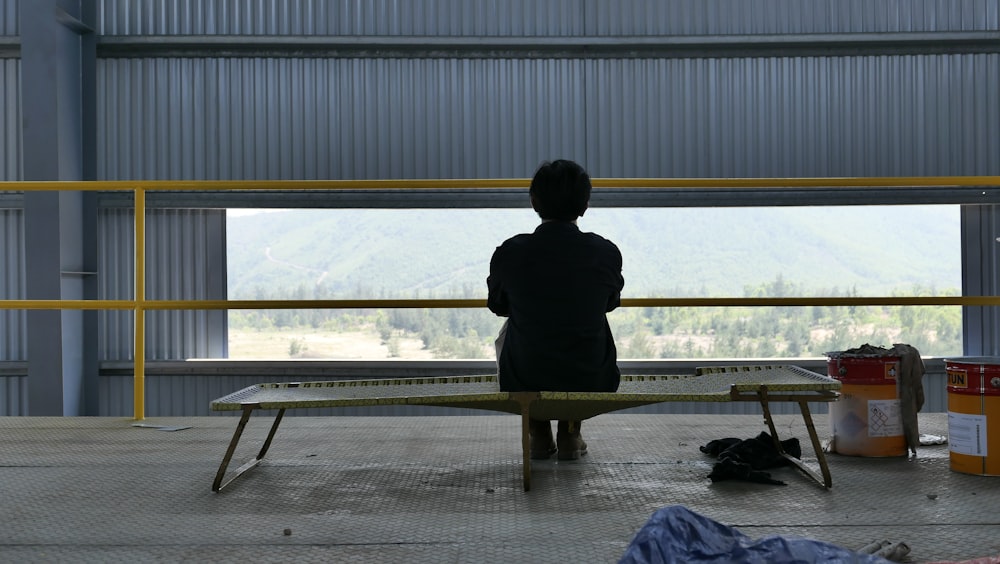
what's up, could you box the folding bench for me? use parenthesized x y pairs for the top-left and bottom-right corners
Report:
(210, 364), (841, 492)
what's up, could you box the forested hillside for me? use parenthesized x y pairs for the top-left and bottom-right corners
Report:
(227, 206), (961, 299)
(226, 205), (964, 360)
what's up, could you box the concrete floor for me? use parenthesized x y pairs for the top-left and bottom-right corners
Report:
(1, 412), (998, 563)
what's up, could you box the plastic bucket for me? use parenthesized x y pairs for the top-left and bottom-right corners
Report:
(827, 354), (906, 457)
(945, 357), (1000, 476)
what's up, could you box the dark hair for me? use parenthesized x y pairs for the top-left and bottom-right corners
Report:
(529, 159), (592, 221)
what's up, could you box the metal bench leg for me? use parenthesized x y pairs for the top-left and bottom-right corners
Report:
(520, 408), (532, 492)
(515, 395), (533, 492)
(757, 387), (831, 489)
(511, 392), (539, 492)
(797, 400), (832, 488)
(256, 407), (286, 461)
(212, 406), (286, 492)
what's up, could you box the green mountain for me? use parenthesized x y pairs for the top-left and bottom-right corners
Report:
(226, 206), (962, 299)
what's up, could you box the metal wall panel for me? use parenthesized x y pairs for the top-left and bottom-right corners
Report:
(97, 0), (585, 36)
(961, 204), (1000, 355)
(0, 47), (17, 380)
(0, 375), (26, 415)
(0, 0), (16, 36)
(1, 59), (19, 180)
(85, 0), (1000, 416)
(98, 57), (587, 180)
(97, 208), (227, 360)
(586, 0), (1000, 35)
(1, 20), (25, 413)
(95, 0), (999, 36)
(0, 209), (25, 361)
(98, 54), (1000, 183)
(585, 54), (1000, 178)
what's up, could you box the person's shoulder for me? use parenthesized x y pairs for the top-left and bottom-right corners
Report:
(498, 232), (533, 247)
(493, 232), (533, 255)
(582, 232), (623, 263)
(582, 231), (620, 251)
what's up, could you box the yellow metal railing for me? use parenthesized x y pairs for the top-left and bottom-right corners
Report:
(3, 176), (1000, 420)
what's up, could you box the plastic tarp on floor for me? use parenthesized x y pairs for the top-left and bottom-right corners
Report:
(620, 505), (890, 564)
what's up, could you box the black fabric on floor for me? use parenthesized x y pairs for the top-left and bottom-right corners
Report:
(700, 431), (801, 486)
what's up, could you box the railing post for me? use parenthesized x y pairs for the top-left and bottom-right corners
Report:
(134, 187), (146, 421)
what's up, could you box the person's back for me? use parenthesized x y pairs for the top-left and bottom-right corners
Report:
(487, 159), (624, 460)
(489, 221), (622, 391)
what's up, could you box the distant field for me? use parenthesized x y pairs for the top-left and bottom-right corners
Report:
(228, 328), (435, 360)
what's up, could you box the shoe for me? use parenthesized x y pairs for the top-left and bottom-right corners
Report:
(529, 419), (556, 460)
(557, 420), (588, 460)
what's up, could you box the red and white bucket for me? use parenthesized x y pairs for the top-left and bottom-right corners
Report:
(945, 357), (1000, 476)
(827, 352), (906, 457)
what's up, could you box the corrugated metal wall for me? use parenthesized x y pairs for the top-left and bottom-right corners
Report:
(98, 58), (588, 180)
(0, 209), (24, 358)
(7, 0), (1000, 414)
(96, 0), (998, 35)
(0, 207), (25, 415)
(0, 59), (17, 180)
(962, 205), (1000, 355)
(97, 208), (228, 361)
(0, 1), (21, 411)
(0, 0), (16, 178)
(91, 0), (999, 415)
(0, 0), (16, 36)
(585, 0), (999, 34)
(0, 0), (21, 181)
(97, 0), (585, 36)
(97, 54), (1000, 180)
(586, 55), (999, 177)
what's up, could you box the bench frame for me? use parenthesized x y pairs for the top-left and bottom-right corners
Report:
(211, 372), (839, 493)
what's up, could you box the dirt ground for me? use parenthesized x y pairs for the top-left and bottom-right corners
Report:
(227, 328), (435, 360)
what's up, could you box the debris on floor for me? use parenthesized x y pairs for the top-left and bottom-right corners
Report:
(856, 539), (911, 561)
(920, 433), (947, 445)
(927, 557), (1000, 564)
(131, 423), (192, 432)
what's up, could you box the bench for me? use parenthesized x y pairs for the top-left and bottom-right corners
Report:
(209, 364), (841, 492)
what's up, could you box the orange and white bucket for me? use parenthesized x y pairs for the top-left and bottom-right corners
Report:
(827, 353), (907, 457)
(945, 357), (1000, 476)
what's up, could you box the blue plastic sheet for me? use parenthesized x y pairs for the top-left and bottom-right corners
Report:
(620, 506), (890, 564)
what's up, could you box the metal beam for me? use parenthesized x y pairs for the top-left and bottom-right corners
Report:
(96, 31), (1000, 59)
(89, 185), (1000, 210)
(0, 36), (16, 58)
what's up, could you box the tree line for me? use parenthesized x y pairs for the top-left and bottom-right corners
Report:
(229, 276), (962, 359)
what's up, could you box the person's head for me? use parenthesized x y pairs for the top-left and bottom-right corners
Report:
(529, 159), (591, 221)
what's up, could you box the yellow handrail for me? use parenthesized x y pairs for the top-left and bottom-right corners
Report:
(4, 175), (1000, 420)
(4, 296), (1000, 310)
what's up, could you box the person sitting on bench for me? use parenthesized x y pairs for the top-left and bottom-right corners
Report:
(487, 159), (625, 460)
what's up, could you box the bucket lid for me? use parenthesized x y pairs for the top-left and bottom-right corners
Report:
(943, 356), (1000, 365)
(826, 344), (895, 359)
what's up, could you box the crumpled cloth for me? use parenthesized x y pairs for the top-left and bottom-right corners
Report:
(701, 432), (801, 486)
(892, 343), (925, 454)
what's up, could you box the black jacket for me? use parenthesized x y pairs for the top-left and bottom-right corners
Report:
(487, 221), (624, 392)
